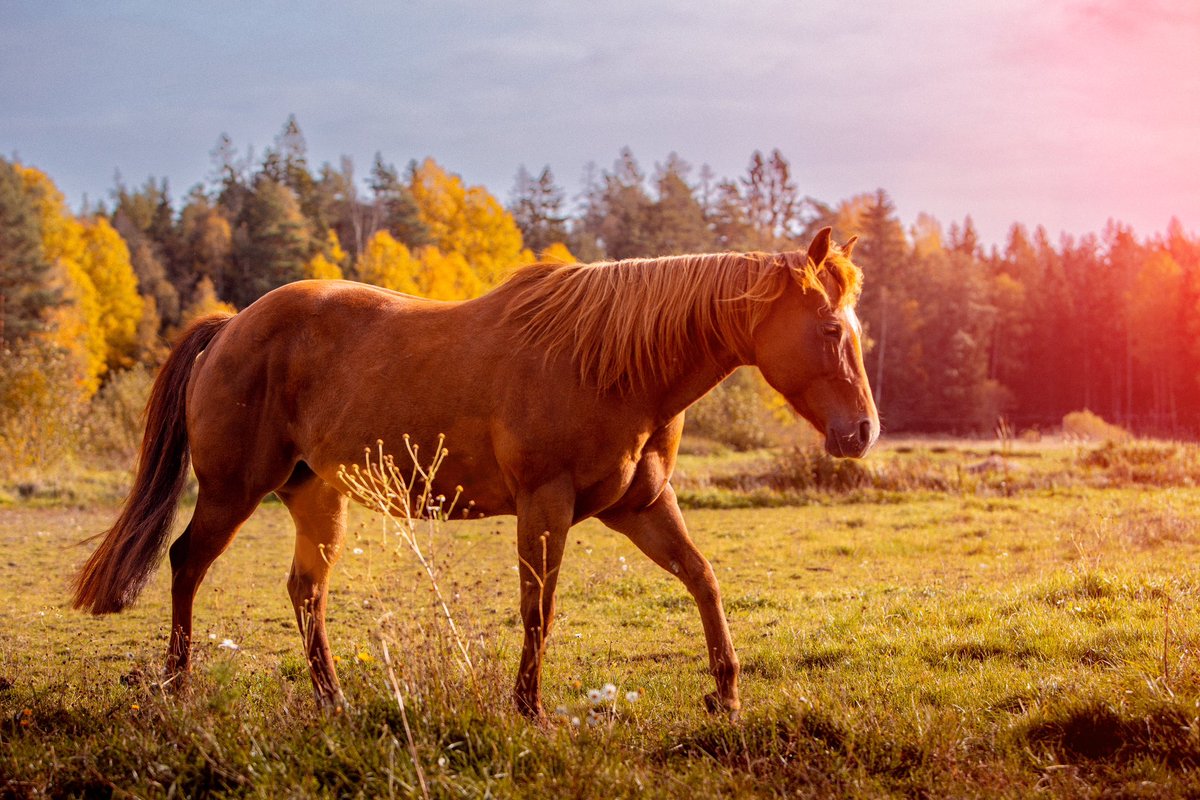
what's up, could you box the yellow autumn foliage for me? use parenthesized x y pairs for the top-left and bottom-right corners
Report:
(80, 216), (145, 371)
(16, 165), (105, 394)
(408, 158), (532, 288)
(415, 247), (483, 300)
(304, 230), (347, 280)
(179, 276), (237, 328)
(356, 230), (419, 294)
(539, 241), (576, 264)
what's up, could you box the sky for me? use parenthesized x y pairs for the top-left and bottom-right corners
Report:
(2, 0), (1197, 247)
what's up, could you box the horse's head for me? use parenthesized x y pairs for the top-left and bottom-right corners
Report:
(750, 228), (879, 458)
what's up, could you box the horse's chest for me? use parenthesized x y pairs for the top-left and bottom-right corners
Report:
(576, 450), (668, 518)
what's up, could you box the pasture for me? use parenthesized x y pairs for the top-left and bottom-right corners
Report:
(3, 440), (1200, 798)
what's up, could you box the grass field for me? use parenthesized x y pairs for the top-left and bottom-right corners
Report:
(3, 440), (1200, 797)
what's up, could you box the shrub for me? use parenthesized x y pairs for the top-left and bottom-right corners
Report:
(687, 368), (799, 451)
(1062, 409), (1130, 442)
(0, 340), (88, 481)
(83, 366), (153, 465)
(1078, 441), (1200, 487)
(768, 445), (876, 492)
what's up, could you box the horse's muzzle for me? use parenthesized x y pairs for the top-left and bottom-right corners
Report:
(825, 418), (878, 458)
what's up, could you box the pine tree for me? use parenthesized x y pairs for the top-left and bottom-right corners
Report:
(228, 176), (313, 307)
(371, 153), (428, 247)
(177, 190), (234, 303)
(649, 154), (714, 255)
(509, 165), (568, 256)
(852, 190), (914, 419)
(741, 149), (801, 248)
(582, 148), (656, 259)
(0, 158), (57, 344)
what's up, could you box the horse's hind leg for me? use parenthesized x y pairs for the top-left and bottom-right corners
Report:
(600, 484), (741, 717)
(277, 472), (349, 710)
(165, 487), (261, 684)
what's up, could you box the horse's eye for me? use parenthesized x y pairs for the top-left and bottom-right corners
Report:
(821, 322), (842, 339)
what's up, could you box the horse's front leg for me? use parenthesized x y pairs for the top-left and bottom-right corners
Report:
(513, 481), (573, 720)
(600, 483), (740, 716)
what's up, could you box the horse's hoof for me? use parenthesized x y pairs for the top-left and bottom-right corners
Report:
(317, 693), (349, 717)
(514, 698), (547, 723)
(703, 692), (741, 721)
(160, 669), (190, 695)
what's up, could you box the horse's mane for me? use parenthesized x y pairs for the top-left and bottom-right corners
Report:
(496, 247), (862, 392)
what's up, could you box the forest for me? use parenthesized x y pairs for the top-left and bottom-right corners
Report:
(3, 114), (1199, 470)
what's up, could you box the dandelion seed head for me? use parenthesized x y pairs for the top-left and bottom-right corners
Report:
(625, 690), (640, 703)
(218, 639), (239, 650)
(602, 683), (617, 702)
(587, 688), (603, 705)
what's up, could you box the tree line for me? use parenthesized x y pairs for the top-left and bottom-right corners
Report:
(2, 115), (1198, 439)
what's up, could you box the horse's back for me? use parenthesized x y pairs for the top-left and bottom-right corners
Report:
(183, 280), (518, 501)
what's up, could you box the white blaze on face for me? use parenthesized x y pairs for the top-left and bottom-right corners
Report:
(836, 305), (864, 378)
(843, 306), (863, 339)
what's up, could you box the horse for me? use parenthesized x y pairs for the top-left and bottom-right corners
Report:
(72, 227), (878, 719)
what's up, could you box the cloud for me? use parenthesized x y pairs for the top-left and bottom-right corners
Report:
(1, 0), (1195, 242)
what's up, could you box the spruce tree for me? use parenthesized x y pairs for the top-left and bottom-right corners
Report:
(0, 158), (57, 344)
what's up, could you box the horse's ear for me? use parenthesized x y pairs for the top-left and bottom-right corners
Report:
(842, 235), (858, 259)
(807, 227), (832, 266)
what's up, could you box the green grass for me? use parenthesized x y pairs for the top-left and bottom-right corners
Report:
(4, 457), (1200, 796)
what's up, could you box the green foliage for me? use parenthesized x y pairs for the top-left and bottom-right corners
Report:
(370, 151), (428, 247)
(686, 368), (795, 451)
(8, 134), (1200, 438)
(0, 157), (57, 343)
(509, 164), (569, 256)
(228, 176), (314, 307)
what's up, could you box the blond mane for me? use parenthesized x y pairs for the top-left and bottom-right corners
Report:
(497, 247), (862, 392)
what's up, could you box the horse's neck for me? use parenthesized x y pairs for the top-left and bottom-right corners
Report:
(647, 332), (745, 424)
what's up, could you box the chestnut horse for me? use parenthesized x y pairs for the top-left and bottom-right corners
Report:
(73, 228), (878, 718)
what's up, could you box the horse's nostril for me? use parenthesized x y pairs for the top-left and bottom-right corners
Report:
(858, 419), (872, 444)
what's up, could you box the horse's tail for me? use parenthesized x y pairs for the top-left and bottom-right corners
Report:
(72, 312), (234, 615)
